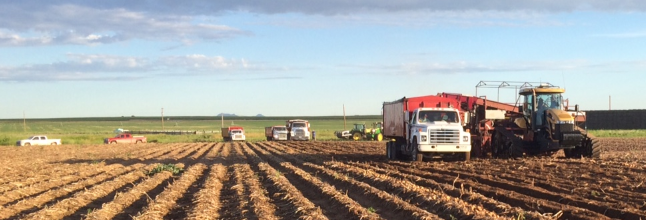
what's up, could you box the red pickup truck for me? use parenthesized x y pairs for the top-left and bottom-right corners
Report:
(104, 133), (147, 144)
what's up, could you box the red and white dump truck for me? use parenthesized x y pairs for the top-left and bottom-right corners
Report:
(383, 95), (472, 161)
(265, 126), (288, 141)
(221, 126), (245, 141)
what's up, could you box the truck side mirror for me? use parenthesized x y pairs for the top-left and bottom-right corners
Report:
(575, 104), (579, 112)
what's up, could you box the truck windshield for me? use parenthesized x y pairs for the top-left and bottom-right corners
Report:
(231, 130), (242, 134)
(292, 123), (306, 127)
(274, 127), (287, 131)
(418, 111), (458, 123)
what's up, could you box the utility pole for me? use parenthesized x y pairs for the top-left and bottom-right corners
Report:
(161, 108), (164, 130)
(343, 104), (347, 130)
(221, 114), (224, 128)
(609, 96), (612, 110)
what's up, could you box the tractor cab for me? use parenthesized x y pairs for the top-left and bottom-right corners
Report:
(520, 84), (567, 130)
(354, 123), (366, 131)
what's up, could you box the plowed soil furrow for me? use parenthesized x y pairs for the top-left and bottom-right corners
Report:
(0, 163), (146, 220)
(170, 144), (203, 160)
(450, 159), (646, 207)
(381, 161), (611, 220)
(0, 163), (72, 186)
(83, 171), (175, 220)
(185, 164), (226, 220)
(261, 143), (504, 219)
(263, 142), (533, 219)
(255, 142), (442, 219)
(340, 161), (550, 220)
(19, 163), (156, 220)
(230, 143), (280, 220)
(0, 163), (78, 191)
(188, 143), (213, 160)
(406, 161), (646, 219)
(132, 163), (207, 220)
(216, 142), (255, 219)
(256, 162), (328, 220)
(159, 144), (198, 160)
(202, 142), (223, 159)
(0, 163), (123, 206)
(252, 143), (354, 219)
(240, 143), (328, 220)
(137, 145), (182, 161)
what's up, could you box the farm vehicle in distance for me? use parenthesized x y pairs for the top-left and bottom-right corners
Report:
(16, 135), (62, 146)
(384, 95), (472, 162)
(286, 119), (311, 141)
(265, 126), (288, 141)
(222, 126), (246, 141)
(104, 133), (147, 144)
(335, 122), (384, 141)
(437, 82), (600, 159)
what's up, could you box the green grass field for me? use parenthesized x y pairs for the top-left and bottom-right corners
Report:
(0, 116), (384, 145)
(0, 116), (641, 146)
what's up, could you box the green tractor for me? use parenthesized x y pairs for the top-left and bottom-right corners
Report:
(350, 122), (384, 141)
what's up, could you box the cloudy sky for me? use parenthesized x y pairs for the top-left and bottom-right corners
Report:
(1, 1), (645, 118)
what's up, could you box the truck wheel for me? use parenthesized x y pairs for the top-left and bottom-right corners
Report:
(352, 132), (362, 141)
(386, 142), (392, 159)
(411, 140), (423, 162)
(136, 140), (142, 144)
(110, 141), (117, 144)
(25, 143), (31, 146)
(376, 133), (383, 141)
(51, 142), (57, 145)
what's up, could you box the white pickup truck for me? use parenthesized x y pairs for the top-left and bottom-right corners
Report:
(16, 135), (62, 146)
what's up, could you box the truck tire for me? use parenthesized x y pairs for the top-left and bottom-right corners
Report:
(25, 143), (31, 146)
(135, 140), (142, 144)
(411, 140), (423, 162)
(386, 142), (392, 159)
(110, 141), (117, 144)
(51, 142), (57, 145)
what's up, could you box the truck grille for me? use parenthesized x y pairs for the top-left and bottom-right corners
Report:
(234, 135), (243, 139)
(295, 130), (305, 136)
(279, 134), (287, 139)
(429, 129), (460, 144)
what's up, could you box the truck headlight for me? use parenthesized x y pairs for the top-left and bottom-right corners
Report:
(421, 135), (427, 142)
(463, 136), (469, 142)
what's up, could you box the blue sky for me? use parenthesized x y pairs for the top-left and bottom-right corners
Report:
(1, 1), (645, 118)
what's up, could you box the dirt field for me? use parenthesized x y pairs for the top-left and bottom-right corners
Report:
(0, 138), (644, 220)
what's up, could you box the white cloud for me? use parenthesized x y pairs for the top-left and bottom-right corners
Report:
(0, 54), (278, 81)
(0, 4), (248, 46)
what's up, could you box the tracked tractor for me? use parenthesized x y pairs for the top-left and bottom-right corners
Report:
(439, 82), (600, 159)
